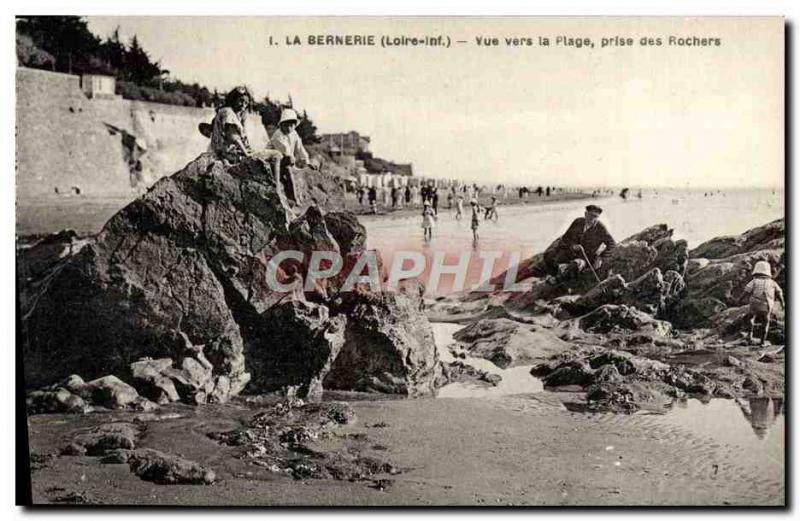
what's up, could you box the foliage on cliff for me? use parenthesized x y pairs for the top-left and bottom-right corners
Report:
(16, 16), (320, 143)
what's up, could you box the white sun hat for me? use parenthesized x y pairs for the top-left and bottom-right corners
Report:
(752, 260), (772, 277)
(279, 108), (299, 124)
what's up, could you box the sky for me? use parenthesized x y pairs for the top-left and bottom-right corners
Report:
(85, 16), (784, 188)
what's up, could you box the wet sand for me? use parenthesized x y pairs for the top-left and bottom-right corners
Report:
(26, 322), (784, 507)
(26, 392), (783, 506)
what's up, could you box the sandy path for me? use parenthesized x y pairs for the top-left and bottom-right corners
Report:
(26, 393), (783, 506)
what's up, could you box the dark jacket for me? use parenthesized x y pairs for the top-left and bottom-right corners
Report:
(552, 217), (616, 262)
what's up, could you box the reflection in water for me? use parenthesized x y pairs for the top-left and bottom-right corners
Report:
(736, 397), (783, 440)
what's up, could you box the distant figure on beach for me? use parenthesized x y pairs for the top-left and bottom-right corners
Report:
(484, 195), (499, 220)
(470, 200), (481, 242)
(543, 204), (617, 282)
(421, 184), (430, 205)
(421, 201), (435, 240)
(391, 187), (398, 208)
(741, 261), (784, 346)
(447, 191), (453, 210)
(546, 186), (551, 197)
(206, 86), (253, 163)
(432, 188), (439, 216)
(368, 186), (378, 214)
(357, 186), (365, 205)
(537, 186), (543, 197)
(405, 185), (411, 206)
(455, 195), (464, 220)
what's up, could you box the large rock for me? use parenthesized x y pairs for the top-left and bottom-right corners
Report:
(690, 219), (784, 259)
(77, 376), (147, 409)
(130, 358), (181, 404)
(574, 304), (672, 337)
(247, 299), (346, 401)
(452, 318), (572, 368)
(621, 224), (674, 245)
(20, 154), (438, 400)
(671, 222), (784, 328)
(323, 291), (439, 396)
(711, 304), (785, 344)
(64, 422), (140, 456)
(324, 212), (367, 254)
(599, 241), (658, 282)
(566, 268), (684, 317)
(104, 448), (216, 485)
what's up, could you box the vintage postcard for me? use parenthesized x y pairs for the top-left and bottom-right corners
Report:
(16, 16), (784, 506)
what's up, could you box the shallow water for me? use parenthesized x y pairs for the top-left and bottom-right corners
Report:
(432, 322), (543, 398)
(658, 397), (785, 455)
(431, 322), (785, 458)
(364, 189), (784, 295)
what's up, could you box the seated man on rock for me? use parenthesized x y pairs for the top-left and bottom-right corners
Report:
(543, 204), (617, 283)
(269, 108), (316, 203)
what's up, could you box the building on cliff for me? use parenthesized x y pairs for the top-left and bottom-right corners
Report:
(80, 74), (120, 100)
(317, 130), (414, 186)
(319, 131), (371, 155)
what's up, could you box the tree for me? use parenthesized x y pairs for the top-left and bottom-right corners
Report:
(296, 109), (319, 144)
(123, 35), (161, 85)
(16, 16), (102, 74)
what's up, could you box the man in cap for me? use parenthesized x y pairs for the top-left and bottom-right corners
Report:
(269, 108), (313, 202)
(543, 204), (617, 281)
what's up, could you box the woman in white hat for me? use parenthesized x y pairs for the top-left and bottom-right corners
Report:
(742, 260), (785, 345)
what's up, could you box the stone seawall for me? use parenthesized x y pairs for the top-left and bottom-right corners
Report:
(16, 67), (268, 201)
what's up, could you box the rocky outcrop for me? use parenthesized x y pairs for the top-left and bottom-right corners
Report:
(207, 399), (397, 483)
(27, 374), (158, 414)
(451, 318), (572, 368)
(436, 360), (503, 387)
(248, 300), (347, 401)
(689, 219), (784, 259)
(671, 219), (785, 329)
(103, 449), (216, 485)
(323, 291), (439, 396)
(600, 224), (688, 281)
(20, 154), (439, 401)
(565, 268), (685, 317)
(572, 305), (673, 337)
(63, 422), (140, 456)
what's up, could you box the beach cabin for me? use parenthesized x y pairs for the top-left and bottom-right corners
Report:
(80, 74), (119, 99)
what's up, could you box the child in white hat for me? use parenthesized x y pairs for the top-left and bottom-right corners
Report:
(421, 201), (435, 240)
(470, 200), (481, 242)
(742, 260), (784, 345)
(269, 108), (310, 167)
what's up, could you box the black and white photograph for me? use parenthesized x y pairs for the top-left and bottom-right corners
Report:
(13, 13), (787, 508)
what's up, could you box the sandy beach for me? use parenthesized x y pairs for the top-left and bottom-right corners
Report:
(21, 185), (785, 506)
(26, 389), (783, 506)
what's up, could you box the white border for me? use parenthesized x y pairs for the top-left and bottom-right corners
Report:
(3, 1), (796, 520)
